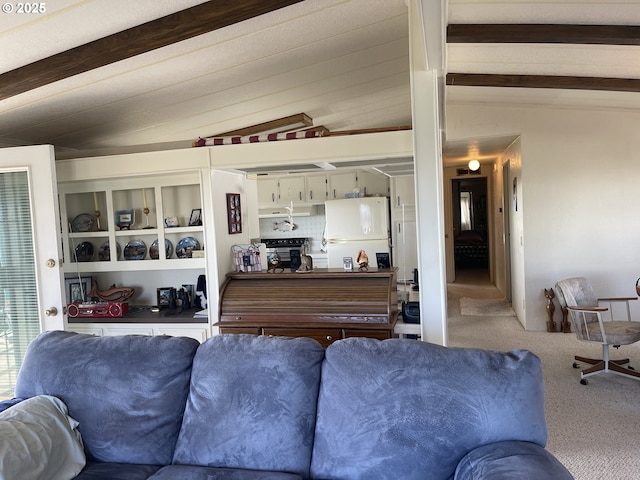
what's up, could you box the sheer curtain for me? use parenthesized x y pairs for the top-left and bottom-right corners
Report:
(0, 171), (40, 397)
(460, 191), (472, 231)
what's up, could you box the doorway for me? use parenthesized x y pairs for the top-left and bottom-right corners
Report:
(451, 177), (489, 274)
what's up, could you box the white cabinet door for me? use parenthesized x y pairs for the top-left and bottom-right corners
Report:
(306, 174), (328, 204)
(391, 175), (416, 208)
(393, 218), (418, 283)
(328, 171), (358, 199)
(257, 177), (279, 207)
(278, 176), (306, 205)
(357, 171), (389, 197)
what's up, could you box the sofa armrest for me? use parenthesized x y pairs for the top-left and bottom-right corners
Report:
(454, 441), (573, 480)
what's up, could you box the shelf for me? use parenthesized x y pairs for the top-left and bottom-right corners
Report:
(64, 257), (205, 272)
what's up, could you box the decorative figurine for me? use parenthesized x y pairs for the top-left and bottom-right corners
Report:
(89, 278), (134, 302)
(267, 252), (284, 273)
(357, 250), (369, 271)
(297, 242), (313, 273)
(544, 288), (557, 333)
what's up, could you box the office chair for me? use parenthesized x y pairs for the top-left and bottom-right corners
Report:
(555, 277), (640, 385)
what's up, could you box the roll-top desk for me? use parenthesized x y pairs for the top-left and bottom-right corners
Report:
(217, 268), (398, 347)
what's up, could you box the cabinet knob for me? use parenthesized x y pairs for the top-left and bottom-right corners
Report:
(326, 335), (333, 341)
(235, 316), (242, 320)
(45, 307), (58, 317)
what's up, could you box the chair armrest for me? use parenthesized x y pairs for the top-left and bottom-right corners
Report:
(567, 305), (607, 312)
(454, 441), (574, 480)
(598, 297), (637, 302)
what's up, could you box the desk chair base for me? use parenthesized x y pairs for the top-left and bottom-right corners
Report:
(573, 347), (640, 384)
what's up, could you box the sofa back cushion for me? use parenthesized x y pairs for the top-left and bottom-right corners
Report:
(15, 331), (199, 465)
(311, 338), (548, 480)
(173, 334), (325, 478)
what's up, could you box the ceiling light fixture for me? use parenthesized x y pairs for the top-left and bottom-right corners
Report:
(468, 159), (480, 171)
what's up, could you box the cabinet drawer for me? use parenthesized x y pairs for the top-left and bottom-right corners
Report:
(262, 327), (342, 348)
(343, 328), (393, 341)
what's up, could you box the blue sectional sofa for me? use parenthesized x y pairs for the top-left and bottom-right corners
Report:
(3, 331), (573, 479)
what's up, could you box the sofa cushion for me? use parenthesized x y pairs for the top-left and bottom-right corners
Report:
(0, 395), (86, 480)
(15, 331), (200, 466)
(173, 334), (325, 478)
(150, 465), (302, 479)
(311, 338), (548, 480)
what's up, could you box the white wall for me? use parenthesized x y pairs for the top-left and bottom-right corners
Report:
(447, 103), (640, 330)
(210, 170), (258, 288)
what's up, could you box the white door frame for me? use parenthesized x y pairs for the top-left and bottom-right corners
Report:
(0, 145), (65, 331)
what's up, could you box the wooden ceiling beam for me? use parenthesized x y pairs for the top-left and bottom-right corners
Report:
(447, 24), (640, 45)
(446, 73), (640, 93)
(0, 0), (303, 102)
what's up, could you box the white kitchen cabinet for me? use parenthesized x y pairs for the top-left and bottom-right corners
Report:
(257, 177), (279, 207)
(306, 173), (328, 204)
(328, 171), (358, 199)
(358, 170), (389, 197)
(278, 175), (306, 205)
(391, 175), (416, 208)
(392, 217), (418, 283)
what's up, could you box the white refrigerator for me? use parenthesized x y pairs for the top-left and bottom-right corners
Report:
(325, 197), (391, 269)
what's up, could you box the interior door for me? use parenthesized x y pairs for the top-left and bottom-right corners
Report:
(0, 145), (64, 396)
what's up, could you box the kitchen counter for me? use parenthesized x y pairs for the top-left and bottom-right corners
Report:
(217, 268), (398, 347)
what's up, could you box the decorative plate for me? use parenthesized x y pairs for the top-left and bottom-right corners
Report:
(71, 213), (95, 232)
(150, 238), (173, 260)
(123, 239), (147, 260)
(98, 241), (121, 261)
(176, 236), (200, 258)
(74, 241), (94, 262)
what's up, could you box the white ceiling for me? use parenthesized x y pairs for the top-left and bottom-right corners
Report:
(1, 0), (639, 170)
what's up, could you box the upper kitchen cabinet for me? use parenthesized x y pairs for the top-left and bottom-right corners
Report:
(257, 177), (279, 207)
(357, 171), (389, 197)
(328, 170), (389, 199)
(390, 175), (416, 208)
(305, 173), (328, 204)
(278, 176), (306, 205)
(328, 171), (358, 200)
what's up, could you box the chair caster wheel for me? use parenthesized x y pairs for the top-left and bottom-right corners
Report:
(573, 362), (580, 369)
(580, 379), (588, 385)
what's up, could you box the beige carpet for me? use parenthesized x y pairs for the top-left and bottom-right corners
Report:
(448, 270), (640, 480)
(459, 297), (516, 316)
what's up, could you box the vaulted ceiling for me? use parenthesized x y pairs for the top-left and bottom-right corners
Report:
(1, 0), (639, 169)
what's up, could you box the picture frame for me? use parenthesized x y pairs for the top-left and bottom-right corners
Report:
(343, 256), (353, 271)
(376, 252), (391, 269)
(226, 193), (242, 234)
(189, 208), (202, 226)
(115, 209), (135, 230)
(157, 287), (176, 309)
(65, 276), (92, 304)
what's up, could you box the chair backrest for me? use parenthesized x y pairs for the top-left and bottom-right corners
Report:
(555, 277), (599, 341)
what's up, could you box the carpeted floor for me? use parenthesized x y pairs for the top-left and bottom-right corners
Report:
(447, 269), (640, 480)
(459, 297), (516, 316)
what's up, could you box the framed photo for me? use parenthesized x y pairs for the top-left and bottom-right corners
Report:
(189, 208), (202, 226)
(376, 252), (390, 269)
(226, 193), (242, 234)
(343, 256), (353, 271)
(115, 209), (135, 230)
(157, 287), (176, 309)
(65, 276), (92, 304)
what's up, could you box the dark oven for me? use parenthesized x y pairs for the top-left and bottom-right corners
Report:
(261, 237), (307, 270)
